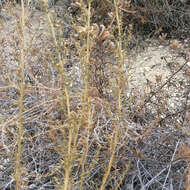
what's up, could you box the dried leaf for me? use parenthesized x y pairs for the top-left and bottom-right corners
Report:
(185, 166), (190, 190)
(170, 39), (182, 50)
(155, 74), (162, 83)
(159, 33), (167, 40)
(154, 27), (163, 35)
(134, 147), (146, 159)
(176, 142), (190, 162)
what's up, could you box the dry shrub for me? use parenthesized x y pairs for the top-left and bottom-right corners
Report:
(71, 0), (190, 39)
(130, 0), (190, 38)
(72, 2), (117, 98)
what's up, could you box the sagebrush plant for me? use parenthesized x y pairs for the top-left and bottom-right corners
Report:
(44, 0), (96, 189)
(43, 0), (131, 189)
(100, 0), (125, 189)
(44, 8), (72, 190)
(12, 0), (163, 189)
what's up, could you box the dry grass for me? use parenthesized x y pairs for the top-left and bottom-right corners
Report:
(0, 0), (190, 189)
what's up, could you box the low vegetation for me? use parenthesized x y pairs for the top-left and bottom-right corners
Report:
(0, 0), (190, 189)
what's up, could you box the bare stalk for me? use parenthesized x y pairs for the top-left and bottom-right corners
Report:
(42, 1), (73, 189)
(15, 0), (25, 189)
(43, 0), (71, 116)
(100, 0), (124, 189)
(83, 0), (91, 104)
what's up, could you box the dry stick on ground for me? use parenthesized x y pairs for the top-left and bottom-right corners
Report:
(136, 140), (180, 189)
(159, 104), (190, 125)
(132, 58), (190, 120)
(161, 140), (180, 190)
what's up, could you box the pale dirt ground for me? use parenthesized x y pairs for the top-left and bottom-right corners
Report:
(126, 38), (190, 114)
(127, 39), (189, 89)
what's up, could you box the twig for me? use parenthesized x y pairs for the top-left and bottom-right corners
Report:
(162, 140), (180, 190)
(144, 59), (189, 107)
(159, 104), (190, 124)
(133, 59), (190, 119)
